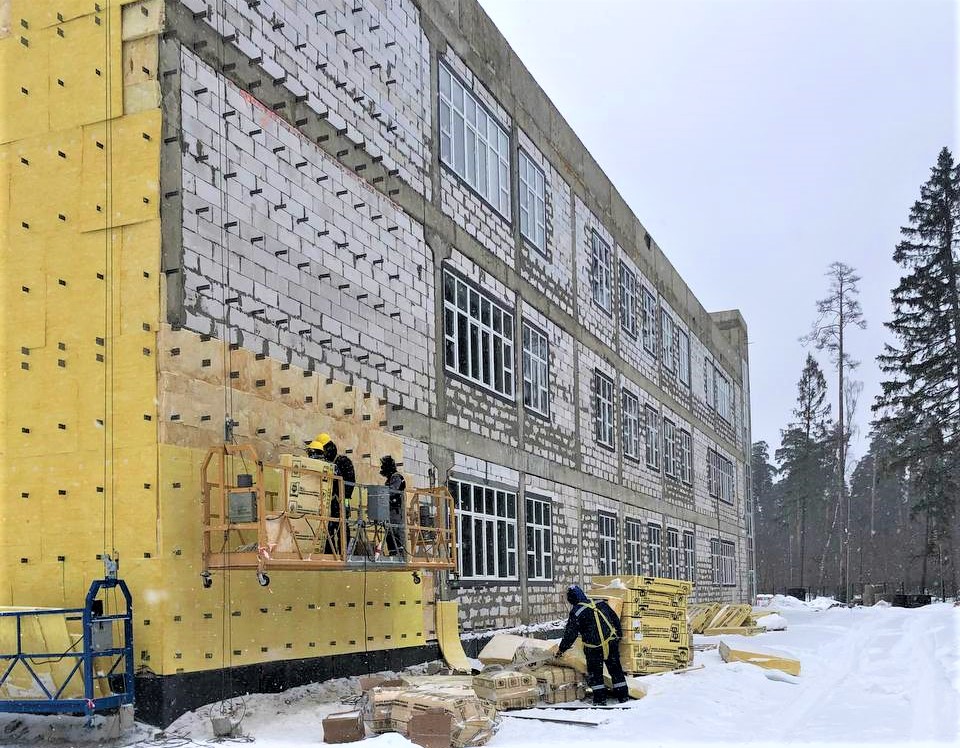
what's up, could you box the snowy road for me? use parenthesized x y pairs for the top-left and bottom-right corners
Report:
(0, 600), (957, 747)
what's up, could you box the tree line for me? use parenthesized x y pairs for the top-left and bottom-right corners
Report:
(753, 147), (959, 600)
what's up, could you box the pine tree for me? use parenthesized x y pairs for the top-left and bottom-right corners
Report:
(775, 354), (832, 589)
(874, 147), (960, 594)
(803, 262), (866, 601)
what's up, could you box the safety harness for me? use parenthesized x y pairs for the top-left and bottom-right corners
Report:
(576, 600), (618, 659)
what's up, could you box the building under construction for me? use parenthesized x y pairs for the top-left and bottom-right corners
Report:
(0, 0), (753, 725)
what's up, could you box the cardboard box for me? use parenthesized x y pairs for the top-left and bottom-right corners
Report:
(359, 675), (405, 691)
(408, 709), (453, 748)
(323, 710), (365, 744)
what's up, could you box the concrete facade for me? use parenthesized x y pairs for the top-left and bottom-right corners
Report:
(162, 0), (754, 631)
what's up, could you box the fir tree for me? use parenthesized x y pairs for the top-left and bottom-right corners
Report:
(775, 354), (832, 588)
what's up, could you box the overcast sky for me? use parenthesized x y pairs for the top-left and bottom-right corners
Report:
(479, 0), (957, 465)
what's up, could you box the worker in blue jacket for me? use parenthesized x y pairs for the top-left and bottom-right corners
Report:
(555, 585), (629, 705)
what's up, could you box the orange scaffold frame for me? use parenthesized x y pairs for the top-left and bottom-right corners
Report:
(200, 444), (457, 577)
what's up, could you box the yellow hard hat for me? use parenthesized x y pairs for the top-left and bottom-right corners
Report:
(305, 433), (331, 450)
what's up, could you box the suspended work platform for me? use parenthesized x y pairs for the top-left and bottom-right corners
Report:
(0, 577), (134, 716)
(201, 445), (457, 578)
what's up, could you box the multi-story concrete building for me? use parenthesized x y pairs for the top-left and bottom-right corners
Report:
(0, 0), (751, 724)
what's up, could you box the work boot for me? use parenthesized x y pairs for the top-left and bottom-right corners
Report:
(591, 688), (607, 706)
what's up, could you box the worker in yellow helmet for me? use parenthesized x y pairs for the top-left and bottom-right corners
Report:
(304, 433), (355, 555)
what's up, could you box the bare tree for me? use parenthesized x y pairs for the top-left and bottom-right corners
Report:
(802, 262), (867, 601)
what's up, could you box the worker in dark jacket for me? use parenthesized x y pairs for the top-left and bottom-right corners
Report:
(556, 585), (629, 705)
(380, 455), (406, 557)
(305, 433), (355, 554)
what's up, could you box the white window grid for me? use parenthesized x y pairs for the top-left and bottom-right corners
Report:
(666, 527), (681, 579)
(619, 264), (638, 338)
(590, 231), (613, 313)
(622, 388), (641, 460)
(599, 512), (619, 575)
(678, 329), (690, 386)
(438, 63), (511, 217)
(625, 519), (643, 575)
(594, 371), (615, 448)
(682, 531), (696, 583)
(663, 418), (678, 478)
(522, 322), (550, 417)
(645, 405), (661, 470)
(711, 539), (736, 586)
(525, 494), (553, 581)
(661, 309), (675, 372)
(707, 448), (735, 503)
(642, 288), (657, 355)
(716, 369), (732, 424)
(443, 271), (514, 398)
(679, 429), (693, 485)
(518, 149), (546, 253)
(451, 478), (518, 581)
(647, 523), (662, 577)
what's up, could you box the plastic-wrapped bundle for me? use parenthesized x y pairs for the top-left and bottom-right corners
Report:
(364, 685), (499, 747)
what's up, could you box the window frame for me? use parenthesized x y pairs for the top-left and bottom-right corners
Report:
(647, 522), (662, 578)
(707, 448), (735, 504)
(518, 148), (547, 255)
(525, 493), (553, 582)
(682, 530), (696, 583)
(621, 388), (641, 461)
(662, 417), (678, 479)
(625, 518), (643, 576)
(641, 288), (657, 355)
(679, 429), (693, 485)
(619, 263), (638, 338)
(677, 329), (690, 386)
(438, 62), (512, 218)
(661, 309), (675, 372)
(590, 230), (613, 314)
(666, 527), (681, 580)
(711, 538), (736, 586)
(451, 477), (518, 582)
(442, 269), (515, 400)
(598, 511), (619, 576)
(594, 370), (615, 449)
(644, 404), (661, 470)
(521, 320), (550, 419)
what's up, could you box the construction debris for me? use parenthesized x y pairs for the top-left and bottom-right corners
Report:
(472, 670), (540, 710)
(364, 685), (498, 747)
(688, 602), (773, 636)
(718, 641), (801, 676)
(323, 710), (366, 744)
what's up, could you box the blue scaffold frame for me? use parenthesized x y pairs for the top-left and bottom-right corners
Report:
(0, 578), (134, 716)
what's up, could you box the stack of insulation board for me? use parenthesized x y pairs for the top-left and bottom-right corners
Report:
(365, 686), (498, 747)
(527, 664), (586, 704)
(472, 670), (540, 710)
(688, 603), (764, 635)
(591, 576), (693, 675)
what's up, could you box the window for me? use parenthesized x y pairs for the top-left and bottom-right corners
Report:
(619, 265), (638, 338)
(711, 538), (736, 586)
(522, 322), (549, 417)
(647, 523), (662, 577)
(704, 360), (714, 408)
(451, 478), (517, 580)
(443, 271), (514, 398)
(641, 288), (657, 354)
(622, 389), (641, 460)
(716, 370), (732, 423)
(661, 310), (675, 372)
(682, 531), (695, 583)
(679, 429), (693, 485)
(599, 512), (619, 575)
(590, 231), (612, 313)
(518, 150), (546, 253)
(677, 330), (690, 386)
(645, 405), (660, 469)
(625, 519), (643, 575)
(663, 418), (677, 478)
(708, 449), (735, 504)
(666, 528), (681, 579)
(525, 494), (552, 581)
(438, 63), (511, 217)
(594, 371), (615, 448)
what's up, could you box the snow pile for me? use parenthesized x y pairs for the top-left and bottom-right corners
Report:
(462, 618), (564, 641)
(767, 593), (842, 611)
(1, 605), (958, 747)
(755, 613), (788, 630)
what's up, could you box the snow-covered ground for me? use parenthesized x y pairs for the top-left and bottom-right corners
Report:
(0, 600), (957, 747)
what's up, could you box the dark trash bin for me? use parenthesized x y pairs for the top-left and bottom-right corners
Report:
(786, 587), (807, 601)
